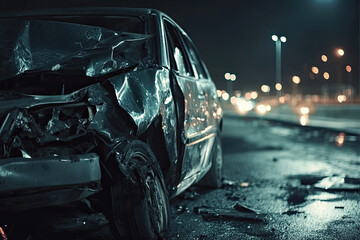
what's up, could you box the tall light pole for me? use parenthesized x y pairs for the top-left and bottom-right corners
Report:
(336, 48), (344, 85)
(292, 76), (301, 104)
(272, 35), (286, 97)
(224, 72), (236, 96)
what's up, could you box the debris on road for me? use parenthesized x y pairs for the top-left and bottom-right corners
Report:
(180, 188), (200, 200)
(314, 176), (360, 191)
(287, 188), (309, 205)
(175, 205), (189, 214)
(222, 178), (250, 189)
(222, 178), (238, 188)
(282, 210), (304, 216)
(233, 203), (259, 214)
(194, 203), (266, 222)
(225, 192), (241, 201)
(299, 175), (326, 186)
(240, 182), (249, 187)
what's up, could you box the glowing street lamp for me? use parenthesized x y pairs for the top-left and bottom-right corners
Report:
(345, 65), (353, 88)
(337, 48), (344, 57)
(271, 35), (278, 41)
(272, 34), (286, 96)
(292, 76), (301, 84)
(261, 84), (270, 93)
(346, 65), (352, 73)
(321, 55), (328, 62)
(225, 72), (236, 96)
(311, 66), (319, 74)
(292, 76), (301, 102)
(323, 72), (330, 80)
(224, 72), (231, 80)
(275, 83), (282, 91)
(335, 48), (345, 84)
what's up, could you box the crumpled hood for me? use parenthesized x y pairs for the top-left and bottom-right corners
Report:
(0, 19), (152, 81)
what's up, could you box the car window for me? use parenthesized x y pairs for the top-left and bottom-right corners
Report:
(164, 19), (193, 77)
(173, 47), (188, 76)
(182, 35), (208, 79)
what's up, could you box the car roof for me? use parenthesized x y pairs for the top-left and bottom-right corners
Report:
(0, 7), (163, 18)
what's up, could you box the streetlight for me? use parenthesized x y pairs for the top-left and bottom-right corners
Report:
(292, 76), (301, 84)
(335, 48), (344, 84)
(272, 34), (286, 97)
(224, 72), (231, 80)
(346, 65), (351, 73)
(321, 55), (328, 62)
(292, 75), (301, 104)
(261, 84), (270, 93)
(345, 65), (352, 89)
(311, 66), (319, 74)
(337, 48), (344, 56)
(224, 72), (236, 96)
(323, 72), (330, 80)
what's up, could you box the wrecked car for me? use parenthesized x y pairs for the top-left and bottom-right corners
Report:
(0, 8), (223, 239)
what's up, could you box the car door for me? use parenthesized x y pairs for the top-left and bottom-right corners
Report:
(163, 18), (216, 194)
(181, 34), (220, 173)
(181, 34), (219, 137)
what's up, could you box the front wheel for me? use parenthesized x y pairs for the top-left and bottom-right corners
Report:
(105, 141), (170, 240)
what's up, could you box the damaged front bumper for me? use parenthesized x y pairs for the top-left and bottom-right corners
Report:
(0, 153), (101, 211)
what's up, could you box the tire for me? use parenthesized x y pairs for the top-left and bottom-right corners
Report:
(198, 135), (223, 188)
(105, 140), (170, 240)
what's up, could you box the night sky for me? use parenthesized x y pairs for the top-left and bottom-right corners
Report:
(2, 0), (359, 95)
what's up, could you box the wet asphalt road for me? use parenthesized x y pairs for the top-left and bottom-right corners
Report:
(169, 114), (360, 240)
(2, 114), (360, 239)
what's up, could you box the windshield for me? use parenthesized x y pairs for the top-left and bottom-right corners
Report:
(39, 15), (145, 33)
(0, 17), (152, 83)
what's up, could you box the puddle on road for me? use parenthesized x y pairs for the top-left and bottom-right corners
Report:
(328, 132), (359, 147)
(286, 174), (360, 205)
(307, 192), (342, 201)
(264, 120), (360, 150)
(268, 126), (300, 137)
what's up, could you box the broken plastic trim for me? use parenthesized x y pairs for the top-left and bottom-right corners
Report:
(314, 176), (360, 191)
(194, 203), (266, 222)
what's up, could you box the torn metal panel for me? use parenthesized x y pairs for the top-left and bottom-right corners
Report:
(109, 70), (161, 136)
(109, 68), (178, 165)
(0, 19), (151, 81)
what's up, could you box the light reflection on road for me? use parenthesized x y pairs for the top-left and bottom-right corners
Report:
(336, 132), (345, 147)
(299, 115), (309, 126)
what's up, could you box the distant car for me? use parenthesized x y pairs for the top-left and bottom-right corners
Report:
(0, 8), (223, 239)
